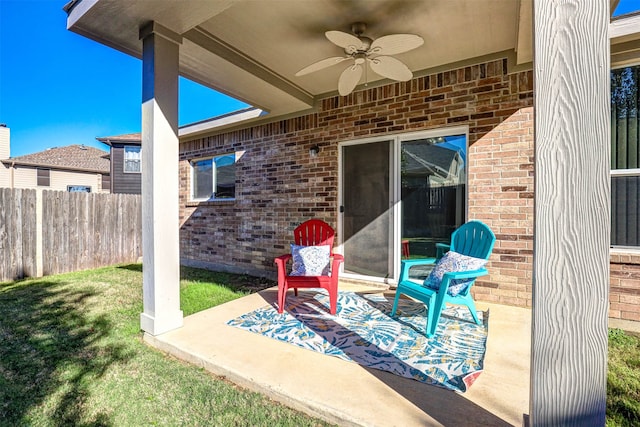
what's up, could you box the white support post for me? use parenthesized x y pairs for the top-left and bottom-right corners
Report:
(139, 22), (183, 336)
(531, 1), (609, 425)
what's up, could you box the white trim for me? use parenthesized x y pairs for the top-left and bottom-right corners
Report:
(611, 168), (640, 176)
(123, 145), (142, 174)
(179, 108), (264, 138)
(340, 271), (391, 286)
(610, 246), (640, 253)
(610, 13), (640, 39)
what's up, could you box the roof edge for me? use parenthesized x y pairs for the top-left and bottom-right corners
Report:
(0, 159), (109, 174)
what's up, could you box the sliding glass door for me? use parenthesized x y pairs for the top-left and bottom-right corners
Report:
(340, 129), (467, 283)
(341, 140), (393, 278)
(400, 134), (467, 280)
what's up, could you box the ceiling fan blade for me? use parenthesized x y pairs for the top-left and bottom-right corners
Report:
(295, 56), (350, 76)
(326, 30), (364, 54)
(338, 64), (363, 96)
(369, 34), (424, 56)
(369, 56), (413, 81)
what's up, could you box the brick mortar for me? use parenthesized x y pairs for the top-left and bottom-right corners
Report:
(177, 58), (638, 322)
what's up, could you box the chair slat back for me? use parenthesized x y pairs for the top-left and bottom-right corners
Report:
(294, 219), (335, 254)
(450, 220), (495, 260)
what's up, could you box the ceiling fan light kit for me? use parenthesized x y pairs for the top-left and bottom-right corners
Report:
(296, 22), (424, 96)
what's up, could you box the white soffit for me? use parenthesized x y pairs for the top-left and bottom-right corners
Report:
(67, 0), (522, 117)
(179, 108), (264, 138)
(197, 0), (520, 96)
(610, 13), (640, 41)
(610, 13), (640, 66)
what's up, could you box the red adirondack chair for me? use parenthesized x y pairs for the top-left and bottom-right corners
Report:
(274, 219), (344, 314)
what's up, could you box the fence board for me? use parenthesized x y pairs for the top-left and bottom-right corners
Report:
(0, 188), (37, 281)
(20, 190), (37, 277)
(1, 188), (141, 281)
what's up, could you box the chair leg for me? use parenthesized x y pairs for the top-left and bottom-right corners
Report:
(278, 282), (289, 314)
(328, 289), (337, 315)
(427, 293), (446, 338)
(464, 296), (481, 325)
(426, 298), (438, 337)
(277, 285), (286, 314)
(391, 290), (402, 316)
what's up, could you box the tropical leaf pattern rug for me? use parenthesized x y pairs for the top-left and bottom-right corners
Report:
(227, 291), (488, 392)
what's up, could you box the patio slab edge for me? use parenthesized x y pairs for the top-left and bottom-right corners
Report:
(143, 332), (362, 427)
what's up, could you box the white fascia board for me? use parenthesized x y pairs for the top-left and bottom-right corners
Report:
(610, 13), (640, 40)
(179, 108), (264, 138)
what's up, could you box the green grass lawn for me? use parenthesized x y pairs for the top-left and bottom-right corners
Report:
(608, 328), (640, 426)
(1, 264), (639, 426)
(0, 264), (331, 426)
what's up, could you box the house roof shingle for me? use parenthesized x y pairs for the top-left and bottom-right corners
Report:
(1, 145), (110, 174)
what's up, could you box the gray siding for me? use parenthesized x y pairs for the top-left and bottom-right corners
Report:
(111, 144), (141, 194)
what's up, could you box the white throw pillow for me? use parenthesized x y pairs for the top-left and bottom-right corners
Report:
(423, 251), (487, 296)
(290, 244), (331, 276)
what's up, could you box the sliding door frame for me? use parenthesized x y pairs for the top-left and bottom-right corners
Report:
(337, 125), (469, 285)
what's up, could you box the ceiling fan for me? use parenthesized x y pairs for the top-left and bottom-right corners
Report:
(295, 22), (424, 96)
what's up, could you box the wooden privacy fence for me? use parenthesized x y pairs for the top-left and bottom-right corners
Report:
(0, 188), (141, 282)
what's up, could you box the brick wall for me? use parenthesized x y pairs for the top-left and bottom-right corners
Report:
(610, 253), (640, 321)
(468, 107), (534, 307)
(180, 58), (579, 314)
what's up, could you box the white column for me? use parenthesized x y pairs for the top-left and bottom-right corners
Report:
(531, 1), (609, 425)
(139, 22), (183, 335)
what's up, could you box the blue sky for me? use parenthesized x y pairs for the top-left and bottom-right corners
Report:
(1, 0), (639, 158)
(0, 0), (248, 157)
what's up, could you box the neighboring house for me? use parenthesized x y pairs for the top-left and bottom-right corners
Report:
(96, 133), (142, 194)
(0, 125), (10, 188)
(96, 108), (263, 195)
(0, 141), (110, 193)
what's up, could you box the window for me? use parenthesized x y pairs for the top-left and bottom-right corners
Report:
(611, 65), (640, 247)
(68, 185), (91, 193)
(191, 153), (236, 201)
(37, 168), (50, 187)
(124, 146), (141, 173)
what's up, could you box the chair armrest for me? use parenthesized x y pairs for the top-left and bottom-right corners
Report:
(399, 258), (437, 282)
(275, 254), (292, 264)
(435, 243), (450, 259)
(438, 268), (488, 295)
(442, 267), (488, 281)
(274, 254), (292, 284)
(330, 254), (344, 276)
(274, 254), (292, 272)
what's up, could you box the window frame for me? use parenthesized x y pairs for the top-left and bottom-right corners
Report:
(123, 145), (142, 174)
(610, 62), (640, 249)
(190, 153), (237, 202)
(37, 168), (50, 187)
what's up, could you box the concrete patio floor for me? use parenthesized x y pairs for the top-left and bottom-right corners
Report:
(145, 282), (532, 426)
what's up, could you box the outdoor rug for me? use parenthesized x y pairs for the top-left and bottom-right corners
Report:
(227, 291), (488, 392)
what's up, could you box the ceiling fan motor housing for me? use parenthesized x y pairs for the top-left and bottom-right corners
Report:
(350, 22), (372, 52)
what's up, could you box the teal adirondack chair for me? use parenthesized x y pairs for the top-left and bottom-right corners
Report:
(391, 220), (496, 337)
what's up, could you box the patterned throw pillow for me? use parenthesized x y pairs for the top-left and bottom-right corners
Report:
(423, 251), (488, 296)
(290, 244), (331, 276)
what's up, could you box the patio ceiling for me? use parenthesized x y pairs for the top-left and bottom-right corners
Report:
(66, 0), (531, 119)
(66, 0), (635, 122)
